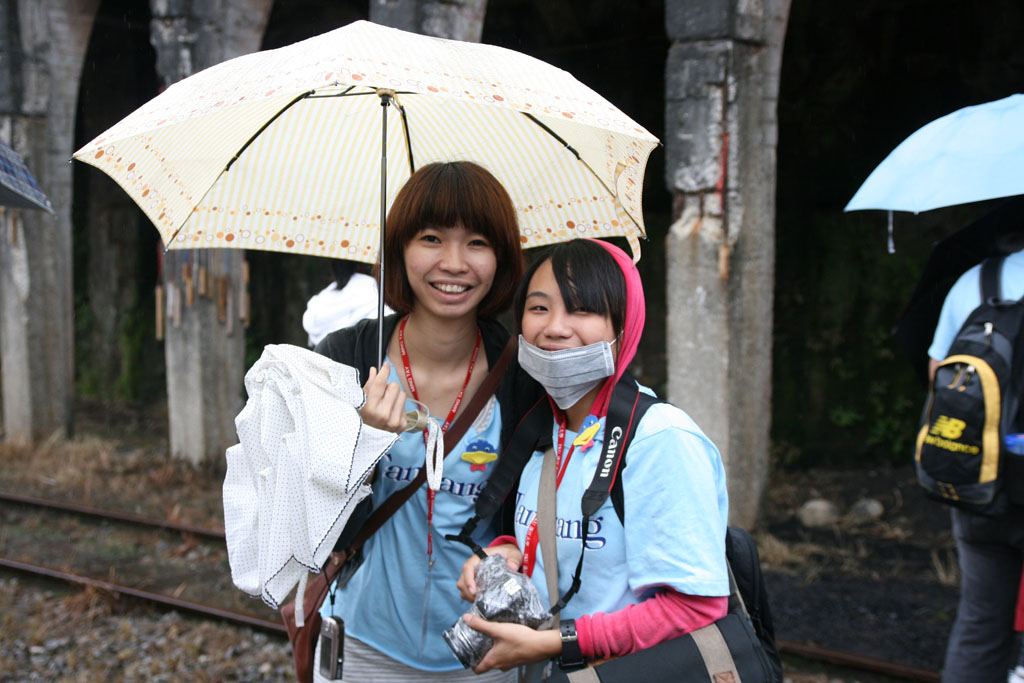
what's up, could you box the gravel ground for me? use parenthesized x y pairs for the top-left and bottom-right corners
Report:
(0, 578), (294, 682)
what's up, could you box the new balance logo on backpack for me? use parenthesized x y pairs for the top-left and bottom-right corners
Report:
(923, 416), (979, 453)
(915, 256), (1024, 515)
(930, 416), (968, 440)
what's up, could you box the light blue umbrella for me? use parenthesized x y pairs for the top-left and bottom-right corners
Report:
(845, 94), (1024, 214)
(0, 140), (52, 212)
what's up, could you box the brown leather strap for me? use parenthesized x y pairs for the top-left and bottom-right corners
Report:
(339, 334), (518, 567)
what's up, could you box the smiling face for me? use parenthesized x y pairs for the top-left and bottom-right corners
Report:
(381, 161), (523, 317)
(403, 222), (497, 321)
(520, 260), (616, 351)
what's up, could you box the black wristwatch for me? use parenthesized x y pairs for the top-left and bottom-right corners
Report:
(558, 618), (585, 669)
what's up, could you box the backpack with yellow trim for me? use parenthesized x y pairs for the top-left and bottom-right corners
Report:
(915, 256), (1024, 515)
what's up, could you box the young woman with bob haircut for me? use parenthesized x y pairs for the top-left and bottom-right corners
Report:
(457, 238), (730, 674)
(313, 161), (539, 681)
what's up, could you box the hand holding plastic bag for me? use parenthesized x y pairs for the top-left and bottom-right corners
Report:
(444, 554), (551, 668)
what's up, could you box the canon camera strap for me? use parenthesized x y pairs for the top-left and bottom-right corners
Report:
(549, 374), (658, 615)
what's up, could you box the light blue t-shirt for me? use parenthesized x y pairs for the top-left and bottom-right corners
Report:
(929, 250), (1024, 360)
(513, 401), (730, 619)
(322, 360), (502, 670)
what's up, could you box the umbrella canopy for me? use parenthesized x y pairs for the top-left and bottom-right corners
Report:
(73, 20), (658, 261)
(893, 196), (1024, 382)
(845, 94), (1024, 213)
(0, 140), (53, 212)
(223, 344), (398, 613)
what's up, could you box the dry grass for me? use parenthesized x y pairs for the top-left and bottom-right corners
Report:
(0, 403), (226, 530)
(930, 547), (960, 586)
(755, 531), (826, 570)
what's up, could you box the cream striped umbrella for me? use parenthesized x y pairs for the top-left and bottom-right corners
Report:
(74, 20), (656, 258)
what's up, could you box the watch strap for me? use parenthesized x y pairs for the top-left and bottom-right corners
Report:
(559, 618), (584, 669)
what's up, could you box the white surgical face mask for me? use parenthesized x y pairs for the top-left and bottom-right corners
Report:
(518, 335), (616, 410)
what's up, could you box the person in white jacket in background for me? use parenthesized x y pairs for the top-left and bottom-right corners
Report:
(302, 259), (393, 348)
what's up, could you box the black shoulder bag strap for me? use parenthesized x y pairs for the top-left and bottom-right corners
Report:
(446, 394), (553, 557)
(981, 256), (1004, 304)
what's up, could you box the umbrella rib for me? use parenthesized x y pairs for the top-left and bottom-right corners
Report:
(522, 112), (642, 231)
(306, 89), (416, 99)
(166, 88), (318, 248)
(223, 90), (317, 173)
(396, 102), (416, 174)
(523, 112), (581, 161)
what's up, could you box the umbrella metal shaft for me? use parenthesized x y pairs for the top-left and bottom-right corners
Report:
(377, 92), (392, 367)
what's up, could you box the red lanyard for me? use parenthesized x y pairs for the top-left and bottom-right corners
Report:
(520, 419), (575, 577)
(397, 316), (481, 559)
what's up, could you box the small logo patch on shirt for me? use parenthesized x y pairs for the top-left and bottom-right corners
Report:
(573, 415), (601, 452)
(461, 439), (498, 471)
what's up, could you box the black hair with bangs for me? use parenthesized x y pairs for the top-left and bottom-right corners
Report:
(515, 239), (626, 335)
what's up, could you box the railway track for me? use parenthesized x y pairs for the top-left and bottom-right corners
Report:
(0, 491), (942, 681)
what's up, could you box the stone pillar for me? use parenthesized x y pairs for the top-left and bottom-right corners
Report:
(0, 0), (98, 444)
(370, 0), (487, 41)
(664, 0), (789, 529)
(148, 0), (272, 464)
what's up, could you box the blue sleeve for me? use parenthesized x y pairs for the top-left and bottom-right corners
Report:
(928, 265), (982, 361)
(621, 404), (730, 597)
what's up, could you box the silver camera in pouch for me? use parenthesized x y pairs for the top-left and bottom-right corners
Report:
(319, 616), (344, 680)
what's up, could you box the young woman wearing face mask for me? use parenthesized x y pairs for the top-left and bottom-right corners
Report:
(313, 161), (539, 681)
(455, 238), (730, 673)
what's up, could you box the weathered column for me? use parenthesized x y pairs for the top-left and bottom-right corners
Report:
(664, 0), (789, 528)
(148, 0), (272, 464)
(0, 0), (98, 444)
(370, 0), (487, 41)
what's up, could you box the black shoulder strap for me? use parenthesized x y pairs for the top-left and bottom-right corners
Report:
(583, 376), (662, 518)
(445, 395), (553, 556)
(981, 256), (1004, 303)
(476, 395), (553, 519)
(551, 373), (659, 614)
(609, 389), (663, 524)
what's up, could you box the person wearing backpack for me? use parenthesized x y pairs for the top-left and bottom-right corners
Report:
(454, 239), (731, 674)
(926, 247), (1024, 682)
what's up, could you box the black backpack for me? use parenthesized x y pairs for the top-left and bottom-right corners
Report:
(449, 373), (782, 681)
(915, 256), (1024, 515)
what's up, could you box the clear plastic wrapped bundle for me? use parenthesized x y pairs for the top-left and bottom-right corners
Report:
(443, 554), (551, 668)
